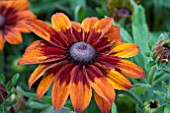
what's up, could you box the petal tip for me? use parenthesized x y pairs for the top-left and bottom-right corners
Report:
(140, 73), (146, 78)
(53, 106), (62, 111)
(17, 60), (22, 65)
(28, 82), (33, 90)
(37, 95), (42, 100)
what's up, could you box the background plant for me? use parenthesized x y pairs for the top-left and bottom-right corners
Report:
(0, 0), (170, 113)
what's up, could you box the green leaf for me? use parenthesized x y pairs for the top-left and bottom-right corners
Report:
(131, 2), (150, 52)
(125, 90), (142, 105)
(154, 91), (166, 97)
(162, 0), (170, 8)
(144, 52), (151, 57)
(11, 73), (20, 87)
(40, 106), (76, 113)
(16, 86), (51, 104)
(111, 103), (117, 113)
(153, 105), (166, 113)
(162, 81), (168, 91)
(74, 5), (85, 22)
(0, 74), (5, 84)
(96, 7), (108, 16)
(119, 26), (133, 43)
(146, 61), (155, 68)
(29, 101), (50, 109)
(164, 104), (170, 113)
(4, 99), (17, 107)
(147, 67), (156, 85)
(133, 52), (146, 71)
(130, 83), (151, 97)
(6, 81), (12, 90)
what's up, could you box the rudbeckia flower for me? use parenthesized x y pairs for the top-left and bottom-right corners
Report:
(18, 13), (145, 113)
(106, 0), (140, 22)
(0, 0), (36, 51)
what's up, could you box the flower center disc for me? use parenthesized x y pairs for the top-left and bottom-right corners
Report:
(149, 101), (158, 109)
(0, 14), (7, 28)
(68, 42), (98, 66)
(117, 7), (131, 17)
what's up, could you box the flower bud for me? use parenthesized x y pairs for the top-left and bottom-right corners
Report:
(154, 40), (170, 63)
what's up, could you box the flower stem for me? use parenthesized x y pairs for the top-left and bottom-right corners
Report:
(148, 66), (156, 85)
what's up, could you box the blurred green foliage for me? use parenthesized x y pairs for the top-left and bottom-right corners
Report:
(1, 0), (170, 113)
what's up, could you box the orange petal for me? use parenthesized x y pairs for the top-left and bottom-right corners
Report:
(104, 26), (121, 42)
(36, 69), (56, 99)
(117, 59), (146, 78)
(71, 22), (81, 32)
(26, 19), (67, 48)
(99, 56), (145, 78)
(0, 0), (29, 15)
(8, 11), (36, 23)
(0, 34), (4, 51)
(70, 67), (92, 112)
(95, 62), (132, 90)
(8, 11), (36, 33)
(51, 13), (71, 32)
(28, 63), (57, 89)
(109, 43), (139, 58)
(107, 69), (132, 90)
(18, 43), (66, 65)
(52, 64), (74, 110)
(94, 26), (122, 52)
(4, 28), (22, 44)
(93, 18), (113, 33)
(85, 65), (115, 103)
(11, 0), (29, 11)
(87, 18), (113, 45)
(71, 22), (82, 41)
(94, 91), (112, 113)
(81, 17), (98, 33)
(0, 1), (15, 15)
(13, 21), (30, 33)
(24, 40), (52, 53)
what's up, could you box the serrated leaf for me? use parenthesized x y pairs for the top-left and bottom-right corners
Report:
(165, 96), (170, 102)
(6, 90), (16, 98)
(0, 74), (5, 84)
(154, 91), (166, 97)
(6, 81), (12, 90)
(144, 52), (151, 57)
(146, 61), (155, 68)
(11, 73), (20, 87)
(162, 81), (168, 91)
(4, 99), (17, 107)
